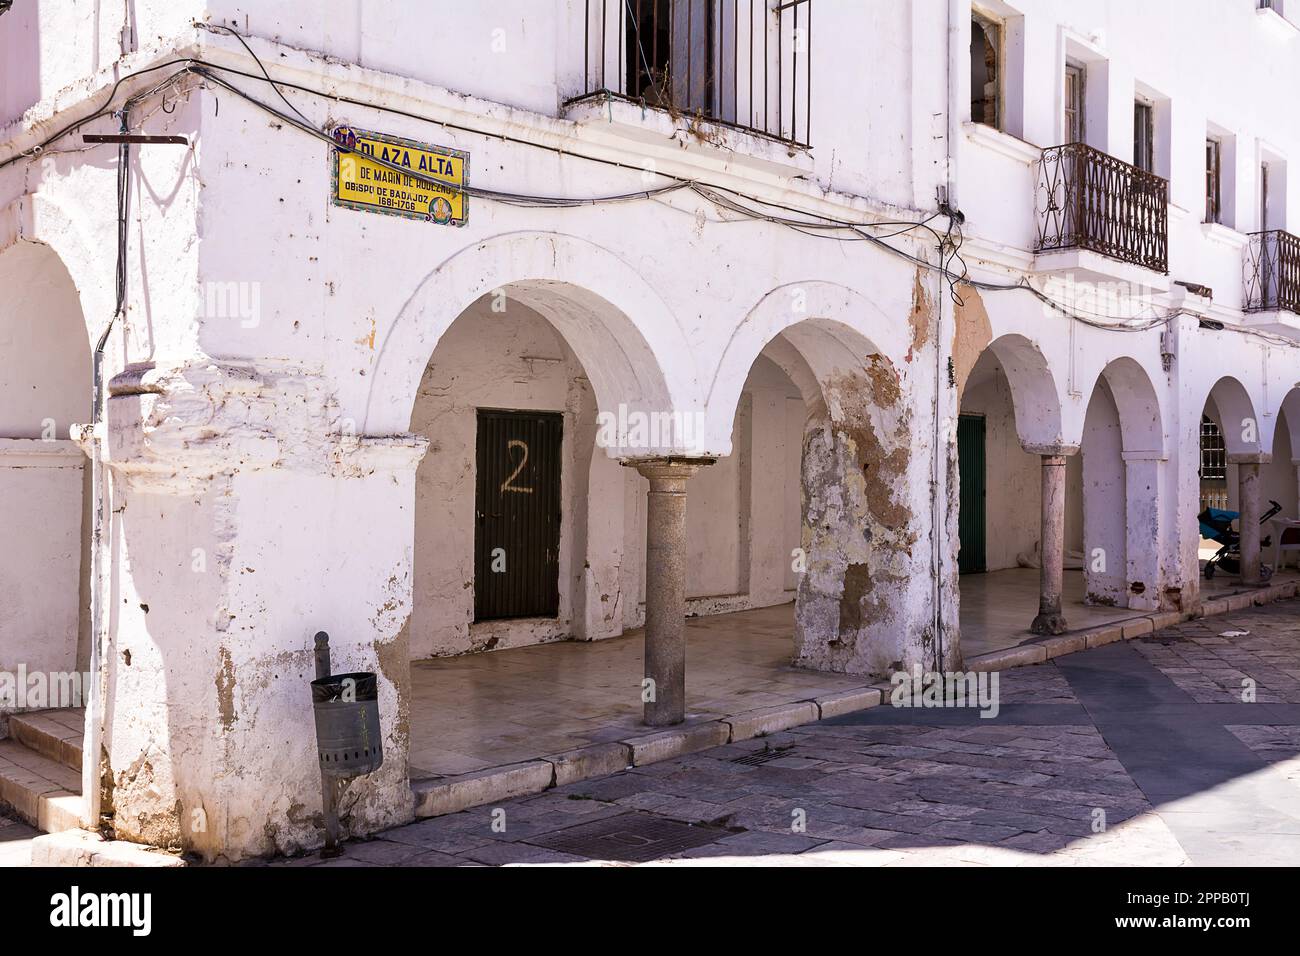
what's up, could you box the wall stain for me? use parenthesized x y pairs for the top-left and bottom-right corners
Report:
(215, 646), (237, 731)
(906, 267), (933, 363)
(951, 282), (994, 399)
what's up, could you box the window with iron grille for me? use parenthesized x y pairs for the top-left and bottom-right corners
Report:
(573, 0), (813, 147)
(1200, 416), (1227, 482)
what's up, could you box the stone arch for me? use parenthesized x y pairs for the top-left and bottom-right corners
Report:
(366, 231), (699, 455)
(0, 233), (94, 703)
(1093, 356), (1165, 457)
(1266, 396), (1300, 524)
(1274, 389), (1300, 461)
(1, 193), (113, 351)
(970, 334), (1065, 451)
(1204, 376), (1265, 457)
(1077, 357), (1167, 609)
(704, 280), (912, 453)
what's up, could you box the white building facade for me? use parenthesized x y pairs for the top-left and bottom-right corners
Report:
(1, 0), (1299, 861)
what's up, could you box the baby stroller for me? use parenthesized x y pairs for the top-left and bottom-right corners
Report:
(1199, 498), (1282, 580)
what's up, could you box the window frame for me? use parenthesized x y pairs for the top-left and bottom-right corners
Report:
(1133, 100), (1155, 173)
(1206, 137), (1223, 224)
(1063, 61), (1086, 145)
(970, 9), (1004, 131)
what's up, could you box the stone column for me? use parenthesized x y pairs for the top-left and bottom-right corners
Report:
(1031, 453), (1070, 635)
(1236, 458), (1263, 587)
(628, 458), (711, 727)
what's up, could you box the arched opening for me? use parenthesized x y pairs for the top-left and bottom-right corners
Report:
(399, 276), (922, 790)
(0, 241), (92, 712)
(955, 335), (1143, 649)
(403, 281), (672, 777)
(1071, 358), (1168, 612)
(956, 342), (1174, 648)
(1259, 391), (1300, 581)
(956, 337), (1075, 652)
(730, 316), (922, 676)
(1197, 376), (1277, 591)
(401, 282), (844, 783)
(1075, 377), (1126, 605)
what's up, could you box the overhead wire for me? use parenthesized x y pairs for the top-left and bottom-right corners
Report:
(2, 33), (1295, 348)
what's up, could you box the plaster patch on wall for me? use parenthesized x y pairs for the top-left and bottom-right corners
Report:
(907, 267), (933, 362)
(215, 646), (237, 731)
(112, 751), (182, 849)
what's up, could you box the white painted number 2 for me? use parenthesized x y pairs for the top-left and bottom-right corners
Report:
(500, 439), (534, 494)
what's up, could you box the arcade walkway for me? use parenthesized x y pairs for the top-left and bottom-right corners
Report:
(408, 568), (1298, 780)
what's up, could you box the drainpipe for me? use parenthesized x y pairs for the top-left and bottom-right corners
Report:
(927, 0), (961, 672)
(82, 107), (131, 828)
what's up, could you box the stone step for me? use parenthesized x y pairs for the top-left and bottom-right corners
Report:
(0, 738), (83, 834)
(7, 708), (84, 772)
(31, 830), (186, 867)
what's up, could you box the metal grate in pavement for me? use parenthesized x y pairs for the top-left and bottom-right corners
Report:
(732, 745), (795, 766)
(527, 812), (728, 863)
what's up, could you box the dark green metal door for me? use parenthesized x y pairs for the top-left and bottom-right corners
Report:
(957, 414), (987, 575)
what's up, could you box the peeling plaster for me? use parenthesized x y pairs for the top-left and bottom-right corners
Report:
(907, 268), (933, 362)
(951, 283), (994, 400)
(215, 647), (237, 731)
(794, 359), (921, 675)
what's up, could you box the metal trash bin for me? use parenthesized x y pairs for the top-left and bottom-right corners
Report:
(310, 671), (383, 777)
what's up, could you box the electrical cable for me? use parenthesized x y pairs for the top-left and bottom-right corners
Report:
(205, 23), (314, 129)
(3, 37), (1296, 348)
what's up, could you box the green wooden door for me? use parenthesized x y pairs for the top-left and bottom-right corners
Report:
(957, 414), (987, 575)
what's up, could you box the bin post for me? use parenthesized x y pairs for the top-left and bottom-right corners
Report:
(314, 631), (343, 858)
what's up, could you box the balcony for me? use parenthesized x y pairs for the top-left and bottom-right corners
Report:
(1245, 230), (1300, 316)
(1035, 142), (1169, 275)
(566, 0), (813, 148)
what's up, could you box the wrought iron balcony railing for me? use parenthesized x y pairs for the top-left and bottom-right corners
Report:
(1244, 229), (1300, 316)
(568, 0), (812, 147)
(1035, 142), (1169, 273)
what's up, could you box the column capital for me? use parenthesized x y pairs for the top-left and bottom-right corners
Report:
(622, 456), (716, 484)
(1022, 442), (1079, 458)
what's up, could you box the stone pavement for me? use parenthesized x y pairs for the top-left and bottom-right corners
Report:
(0, 812), (39, 867)
(5, 600), (1300, 867)
(298, 601), (1300, 867)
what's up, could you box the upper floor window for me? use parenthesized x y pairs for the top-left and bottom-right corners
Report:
(625, 0), (708, 112)
(574, 0), (813, 146)
(1259, 155), (1286, 231)
(1064, 62), (1086, 144)
(1261, 161), (1274, 230)
(971, 11), (1002, 129)
(1134, 101), (1155, 173)
(1206, 137), (1223, 224)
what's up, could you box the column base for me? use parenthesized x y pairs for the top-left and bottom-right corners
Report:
(1030, 610), (1069, 636)
(642, 706), (683, 728)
